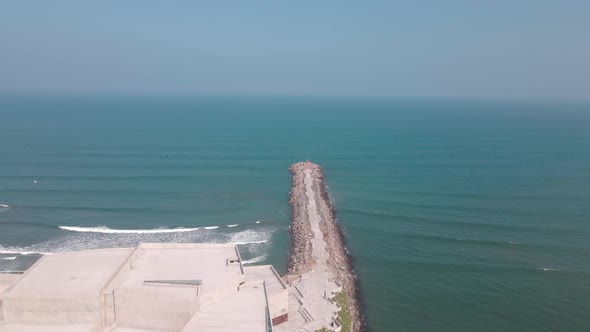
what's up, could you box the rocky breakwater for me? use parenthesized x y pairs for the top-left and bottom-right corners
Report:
(286, 162), (314, 274)
(287, 161), (365, 332)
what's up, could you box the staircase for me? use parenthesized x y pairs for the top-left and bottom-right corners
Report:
(298, 306), (314, 323)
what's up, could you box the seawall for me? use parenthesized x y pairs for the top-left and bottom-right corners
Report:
(286, 161), (364, 332)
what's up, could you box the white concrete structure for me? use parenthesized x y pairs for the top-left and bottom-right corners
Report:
(0, 243), (288, 332)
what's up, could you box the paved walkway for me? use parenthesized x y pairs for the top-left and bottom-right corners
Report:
(277, 169), (341, 332)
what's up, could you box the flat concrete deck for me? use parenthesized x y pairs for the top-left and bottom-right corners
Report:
(244, 265), (285, 295)
(0, 323), (95, 332)
(181, 280), (267, 332)
(109, 327), (157, 332)
(6, 249), (132, 298)
(121, 243), (242, 295)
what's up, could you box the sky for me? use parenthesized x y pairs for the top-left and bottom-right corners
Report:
(0, 1), (589, 100)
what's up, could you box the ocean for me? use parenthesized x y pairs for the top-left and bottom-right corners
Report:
(0, 96), (589, 331)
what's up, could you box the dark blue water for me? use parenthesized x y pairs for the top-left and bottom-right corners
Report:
(1, 96), (589, 331)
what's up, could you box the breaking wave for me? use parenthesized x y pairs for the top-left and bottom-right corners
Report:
(203, 226), (219, 230)
(59, 226), (201, 234)
(2, 227), (272, 254)
(226, 224), (238, 228)
(0, 204), (9, 208)
(0, 256), (17, 260)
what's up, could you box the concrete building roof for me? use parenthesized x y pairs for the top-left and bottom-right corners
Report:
(119, 243), (242, 296)
(6, 249), (132, 298)
(0, 243), (287, 332)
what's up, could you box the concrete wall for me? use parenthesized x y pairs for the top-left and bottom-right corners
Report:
(2, 295), (103, 325)
(113, 286), (199, 332)
(100, 247), (138, 328)
(269, 265), (288, 325)
(244, 265), (289, 326)
(268, 289), (289, 325)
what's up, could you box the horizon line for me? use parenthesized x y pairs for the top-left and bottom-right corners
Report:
(1, 92), (589, 105)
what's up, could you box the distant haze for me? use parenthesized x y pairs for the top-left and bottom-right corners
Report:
(1, 1), (589, 100)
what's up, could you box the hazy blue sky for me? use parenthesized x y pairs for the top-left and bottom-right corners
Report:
(1, 1), (589, 100)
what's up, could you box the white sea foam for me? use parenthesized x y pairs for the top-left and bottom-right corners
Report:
(59, 226), (200, 234)
(232, 240), (269, 245)
(0, 203), (8, 208)
(229, 229), (270, 245)
(0, 222), (273, 269)
(0, 256), (17, 260)
(203, 226), (219, 230)
(0, 248), (51, 255)
(539, 267), (559, 271)
(226, 224), (238, 228)
(255, 221), (261, 224)
(241, 255), (267, 265)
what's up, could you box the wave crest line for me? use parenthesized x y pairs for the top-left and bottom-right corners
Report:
(58, 226), (200, 234)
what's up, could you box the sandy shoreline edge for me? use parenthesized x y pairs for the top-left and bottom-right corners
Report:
(285, 161), (365, 332)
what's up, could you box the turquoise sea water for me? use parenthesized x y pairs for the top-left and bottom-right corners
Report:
(1, 96), (589, 331)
